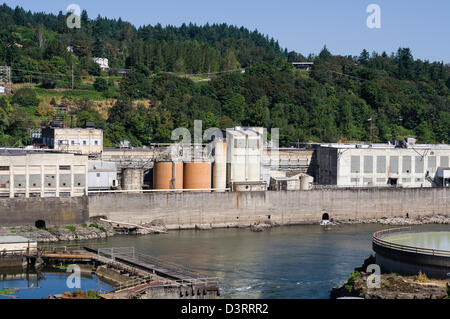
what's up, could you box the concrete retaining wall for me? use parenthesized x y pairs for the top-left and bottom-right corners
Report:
(89, 187), (450, 229)
(0, 196), (89, 227)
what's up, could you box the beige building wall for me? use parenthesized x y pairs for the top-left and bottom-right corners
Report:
(0, 152), (88, 198)
(330, 146), (450, 187)
(43, 128), (103, 155)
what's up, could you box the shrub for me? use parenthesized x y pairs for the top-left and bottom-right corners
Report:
(93, 77), (108, 92)
(12, 88), (40, 107)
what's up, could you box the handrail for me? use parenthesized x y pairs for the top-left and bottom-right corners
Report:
(373, 227), (450, 257)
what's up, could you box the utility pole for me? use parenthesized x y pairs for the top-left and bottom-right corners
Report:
(71, 61), (74, 90)
(368, 116), (373, 143)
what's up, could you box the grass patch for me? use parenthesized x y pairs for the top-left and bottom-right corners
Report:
(62, 290), (101, 299)
(55, 265), (68, 271)
(81, 223), (87, 228)
(0, 289), (17, 295)
(63, 225), (76, 233)
(415, 271), (429, 283)
(89, 224), (107, 233)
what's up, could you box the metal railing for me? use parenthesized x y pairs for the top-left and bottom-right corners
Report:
(373, 227), (450, 257)
(88, 188), (230, 194)
(0, 248), (38, 256)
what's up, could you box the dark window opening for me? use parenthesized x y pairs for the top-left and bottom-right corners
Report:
(388, 178), (398, 186)
(0, 166), (9, 171)
(35, 220), (46, 229)
(322, 213), (329, 221)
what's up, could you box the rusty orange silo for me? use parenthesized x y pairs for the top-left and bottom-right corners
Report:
(153, 161), (183, 192)
(183, 162), (212, 192)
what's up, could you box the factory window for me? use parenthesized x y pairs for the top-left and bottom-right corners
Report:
(350, 178), (360, 183)
(363, 178), (373, 184)
(389, 156), (399, 174)
(402, 156), (411, 173)
(402, 178), (411, 183)
(364, 156), (373, 173)
(96, 173), (100, 177)
(376, 156), (386, 173)
(71, 140), (75, 145)
(428, 156), (436, 171)
(0, 166), (9, 171)
(351, 156), (360, 173)
(59, 165), (70, 170)
(376, 178), (386, 183)
(415, 156), (424, 174)
(441, 156), (449, 167)
(388, 178), (398, 186)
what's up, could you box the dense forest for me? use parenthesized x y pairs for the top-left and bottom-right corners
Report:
(0, 4), (449, 147)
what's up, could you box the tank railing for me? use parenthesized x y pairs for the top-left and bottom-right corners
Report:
(88, 188), (230, 194)
(373, 227), (450, 257)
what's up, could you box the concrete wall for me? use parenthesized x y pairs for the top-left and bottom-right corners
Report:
(0, 196), (88, 227)
(89, 188), (450, 229)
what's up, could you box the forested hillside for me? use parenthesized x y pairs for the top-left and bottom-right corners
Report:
(0, 4), (448, 147)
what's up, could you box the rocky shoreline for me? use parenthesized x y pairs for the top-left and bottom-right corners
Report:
(330, 256), (450, 299)
(1, 214), (449, 242)
(330, 214), (450, 226)
(0, 218), (167, 243)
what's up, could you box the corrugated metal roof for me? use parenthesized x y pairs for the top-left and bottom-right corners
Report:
(0, 236), (35, 244)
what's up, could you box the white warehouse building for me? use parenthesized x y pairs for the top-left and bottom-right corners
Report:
(316, 141), (450, 188)
(0, 149), (88, 198)
(226, 127), (266, 191)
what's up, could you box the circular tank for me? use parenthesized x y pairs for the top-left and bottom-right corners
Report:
(183, 162), (212, 192)
(213, 141), (227, 192)
(153, 161), (183, 191)
(122, 168), (144, 190)
(300, 175), (314, 190)
(373, 228), (450, 278)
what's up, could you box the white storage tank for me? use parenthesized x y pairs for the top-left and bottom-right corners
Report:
(213, 140), (227, 191)
(300, 175), (314, 190)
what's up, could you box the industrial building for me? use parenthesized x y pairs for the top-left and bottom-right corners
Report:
(88, 160), (118, 190)
(226, 127), (266, 191)
(41, 126), (103, 156)
(0, 149), (88, 198)
(316, 140), (450, 188)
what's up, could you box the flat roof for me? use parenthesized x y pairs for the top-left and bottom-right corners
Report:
(0, 148), (86, 156)
(0, 236), (36, 244)
(319, 143), (450, 150)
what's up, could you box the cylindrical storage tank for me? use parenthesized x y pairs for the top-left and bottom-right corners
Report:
(122, 168), (144, 190)
(153, 161), (183, 192)
(300, 175), (314, 190)
(213, 141), (227, 192)
(183, 162), (212, 192)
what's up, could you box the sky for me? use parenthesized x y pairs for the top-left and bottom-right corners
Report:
(3, 0), (450, 63)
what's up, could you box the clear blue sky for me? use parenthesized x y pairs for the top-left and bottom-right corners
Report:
(3, 0), (450, 63)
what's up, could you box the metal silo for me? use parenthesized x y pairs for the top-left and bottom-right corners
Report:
(213, 140), (227, 192)
(183, 162), (212, 192)
(122, 168), (144, 190)
(153, 161), (183, 192)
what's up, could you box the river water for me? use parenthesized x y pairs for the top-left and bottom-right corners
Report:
(2, 224), (448, 299)
(82, 224), (418, 299)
